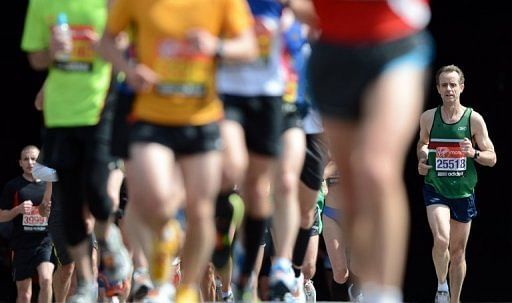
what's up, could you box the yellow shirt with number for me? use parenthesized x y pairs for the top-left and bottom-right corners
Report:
(107, 0), (253, 126)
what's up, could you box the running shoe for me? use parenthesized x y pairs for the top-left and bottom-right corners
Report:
(99, 224), (132, 283)
(97, 271), (130, 298)
(269, 259), (299, 301)
(435, 290), (450, 303)
(222, 289), (235, 303)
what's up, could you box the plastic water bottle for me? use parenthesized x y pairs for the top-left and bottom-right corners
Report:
(54, 12), (72, 61)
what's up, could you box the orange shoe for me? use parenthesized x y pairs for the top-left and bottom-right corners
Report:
(175, 285), (199, 303)
(150, 220), (181, 286)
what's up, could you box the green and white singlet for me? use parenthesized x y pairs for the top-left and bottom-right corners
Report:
(425, 106), (478, 199)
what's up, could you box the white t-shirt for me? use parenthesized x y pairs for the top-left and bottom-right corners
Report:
(216, 15), (284, 96)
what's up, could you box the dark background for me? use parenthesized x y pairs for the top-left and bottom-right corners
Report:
(1, 1), (511, 302)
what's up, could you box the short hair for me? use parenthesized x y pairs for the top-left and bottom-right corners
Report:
(20, 145), (39, 159)
(435, 64), (465, 85)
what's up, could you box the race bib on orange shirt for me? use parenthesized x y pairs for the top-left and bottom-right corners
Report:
(23, 207), (48, 232)
(435, 146), (466, 177)
(55, 25), (96, 72)
(153, 39), (212, 99)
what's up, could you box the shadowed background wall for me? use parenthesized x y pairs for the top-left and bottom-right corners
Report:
(1, 1), (511, 302)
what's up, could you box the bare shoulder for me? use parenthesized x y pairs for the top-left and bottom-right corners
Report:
(470, 109), (488, 133)
(470, 109), (485, 124)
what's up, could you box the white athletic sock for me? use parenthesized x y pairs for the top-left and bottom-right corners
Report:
(438, 281), (449, 292)
(362, 282), (403, 303)
(272, 257), (292, 270)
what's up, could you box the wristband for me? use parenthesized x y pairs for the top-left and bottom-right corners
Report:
(473, 150), (480, 160)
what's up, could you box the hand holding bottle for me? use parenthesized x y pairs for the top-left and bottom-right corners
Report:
(50, 13), (73, 61)
(19, 200), (33, 215)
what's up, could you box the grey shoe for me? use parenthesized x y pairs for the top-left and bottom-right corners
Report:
(99, 224), (132, 283)
(67, 282), (97, 303)
(435, 290), (450, 303)
(32, 162), (58, 182)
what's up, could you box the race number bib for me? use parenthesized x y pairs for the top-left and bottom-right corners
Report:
(23, 207), (48, 232)
(435, 146), (466, 176)
(55, 25), (96, 72)
(153, 39), (211, 98)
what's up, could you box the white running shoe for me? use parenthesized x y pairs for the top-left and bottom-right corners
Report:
(99, 224), (132, 283)
(32, 162), (58, 182)
(222, 290), (235, 303)
(289, 272), (306, 303)
(435, 290), (450, 303)
(269, 259), (298, 301)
